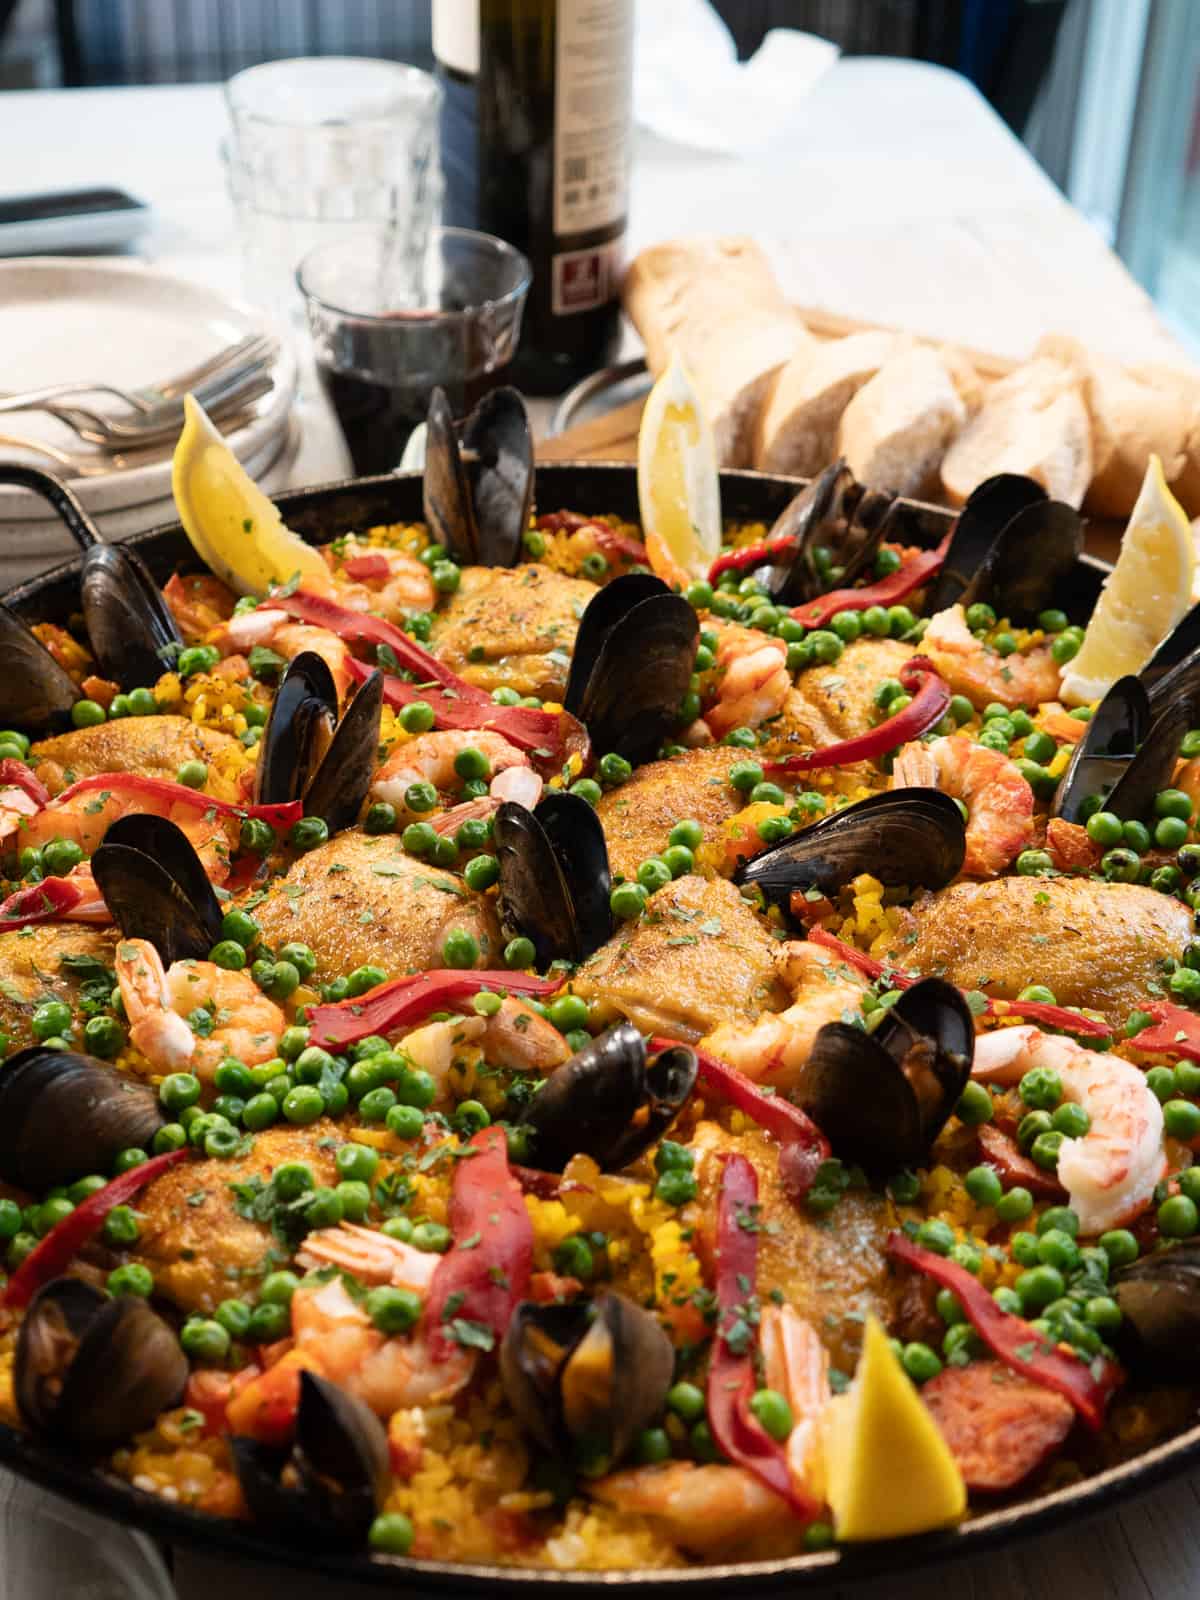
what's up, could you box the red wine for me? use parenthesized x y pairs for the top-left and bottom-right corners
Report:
(316, 360), (509, 476)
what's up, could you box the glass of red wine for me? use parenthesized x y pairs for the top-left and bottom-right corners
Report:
(298, 224), (531, 475)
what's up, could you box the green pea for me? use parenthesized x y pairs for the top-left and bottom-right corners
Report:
(568, 778), (602, 806)
(655, 1169), (698, 1206)
(176, 759), (208, 789)
(955, 1080), (993, 1126)
(214, 1298), (253, 1339)
(1016, 1264), (1065, 1312)
(1101, 847), (1142, 882)
(288, 817), (329, 853)
(1020, 1066), (1062, 1110)
(666, 1381), (706, 1423)
(1051, 632), (1081, 665)
(460, 852), (498, 892)
(441, 928), (480, 968)
(1052, 1101), (1090, 1138)
(239, 816), (276, 854)
(915, 1219), (955, 1256)
(411, 1220), (452, 1253)
(208, 939), (247, 972)
(369, 1512), (414, 1555)
(1157, 815), (1190, 850)
(994, 1186), (1034, 1223)
(258, 1269), (300, 1306)
(180, 1318), (230, 1364)
(1159, 1193), (1200, 1237)
(1016, 849), (1054, 876)
(241, 1093), (278, 1132)
(1147, 1065), (1180, 1101)
(386, 1103), (425, 1140)
(504, 936), (536, 969)
(1021, 730), (1056, 766)
(598, 752), (632, 786)
(610, 881), (648, 920)
(748, 1388), (793, 1441)
(634, 856), (671, 893)
(82, 1014), (124, 1058)
(728, 760), (764, 794)
(964, 1165), (1003, 1207)
(1170, 967), (1200, 1004)
(345, 965), (386, 998)
(661, 844), (695, 877)
(965, 602), (996, 632)
(31, 999), (72, 1042)
(248, 1301), (289, 1342)
(721, 726), (757, 749)
(685, 580), (713, 610)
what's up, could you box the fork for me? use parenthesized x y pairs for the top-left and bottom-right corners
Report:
(44, 362), (276, 449)
(0, 332), (276, 420)
(0, 400), (267, 477)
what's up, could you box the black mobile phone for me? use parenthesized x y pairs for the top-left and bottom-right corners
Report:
(0, 187), (151, 254)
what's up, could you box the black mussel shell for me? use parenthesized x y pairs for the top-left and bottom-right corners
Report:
(927, 473), (1048, 614)
(958, 499), (1084, 622)
(80, 541), (182, 689)
(0, 602), (80, 730)
(0, 1046), (164, 1191)
(518, 1023), (697, 1172)
(1112, 1245), (1200, 1373)
(256, 650), (337, 807)
(500, 1292), (674, 1467)
(1052, 675), (1148, 823)
(494, 794), (612, 968)
(734, 789), (965, 905)
(461, 386), (534, 568)
(563, 581), (699, 766)
(232, 1372), (387, 1545)
(423, 385), (478, 564)
(761, 462), (892, 607)
(1142, 601), (1200, 718)
(1105, 700), (1194, 822)
(798, 977), (974, 1168)
(92, 812), (223, 962)
(302, 668), (383, 834)
(16, 1277), (187, 1449)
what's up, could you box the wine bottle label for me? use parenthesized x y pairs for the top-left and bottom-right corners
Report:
(432, 0), (480, 75)
(553, 0), (633, 237)
(551, 238), (623, 316)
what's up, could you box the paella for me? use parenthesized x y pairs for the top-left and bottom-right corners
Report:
(1, 387), (1200, 1572)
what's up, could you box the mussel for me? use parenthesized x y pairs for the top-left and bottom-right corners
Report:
(256, 650), (383, 834)
(562, 574), (699, 766)
(91, 812), (223, 963)
(500, 1291), (674, 1470)
(1141, 600), (1200, 718)
(231, 1371), (387, 1546)
(926, 473), (1048, 613)
(518, 1023), (697, 1172)
(0, 1046), (164, 1191)
(733, 789), (965, 907)
(1052, 676), (1188, 823)
(1111, 1244), (1200, 1373)
(797, 977), (974, 1167)
(423, 385), (534, 568)
(758, 462), (893, 607)
(957, 497), (1084, 623)
(16, 1277), (187, 1449)
(0, 601), (82, 730)
(494, 792), (612, 968)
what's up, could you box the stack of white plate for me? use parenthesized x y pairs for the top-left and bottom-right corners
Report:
(0, 259), (299, 587)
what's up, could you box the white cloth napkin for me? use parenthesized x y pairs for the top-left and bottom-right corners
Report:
(633, 0), (839, 155)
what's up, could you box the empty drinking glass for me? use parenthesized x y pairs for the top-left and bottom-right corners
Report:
(298, 225), (531, 474)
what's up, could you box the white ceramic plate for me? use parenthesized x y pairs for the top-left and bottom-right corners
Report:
(0, 257), (296, 520)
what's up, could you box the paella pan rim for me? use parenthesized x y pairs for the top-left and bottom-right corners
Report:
(0, 462), (1142, 1590)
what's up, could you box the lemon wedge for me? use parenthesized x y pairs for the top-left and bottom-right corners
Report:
(637, 349), (721, 589)
(172, 394), (329, 597)
(822, 1314), (965, 1541)
(1060, 453), (1193, 704)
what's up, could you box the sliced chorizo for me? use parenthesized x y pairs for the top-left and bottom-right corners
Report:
(921, 1360), (1075, 1492)
(977, 1123), (1068, 1201)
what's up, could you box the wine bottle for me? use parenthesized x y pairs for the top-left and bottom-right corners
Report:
(434, 0), (634, 394)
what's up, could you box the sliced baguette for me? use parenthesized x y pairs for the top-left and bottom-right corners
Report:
(940, 357), (1091, 508)
(1038, 334), (1194, 517)
(753, 330), (911, 476)
(836, 346), (967, 498)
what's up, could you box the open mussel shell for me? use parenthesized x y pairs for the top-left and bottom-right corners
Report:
(302, 668), (383, 834)
(518, 1022), (697, 1173)
(256, 650), (337, 807)
(927, 473), (1048, 614)
(958, 498), (1083, 622)
(1112, 1245), (1200, 1372)
(423, 385), (534, 568)
(798, 976), (974, 1168)
(16, 1278), (187, 1450)
(494, 793), (612, 968)
(80, 541), (182, 688)
(501, 1291), (674, 1469)
(0, 1046), (164, 1191)
(92, 812), (223, 962)
(734, 789), (965, 906)
(231, 1371), (387, 1545)
(563, 576), (699, 765)
(0, 601), (81, 730)
(1052, 675), (1148, 823)
(423, 385), (478, 562)
(1142, 600), (1200, 717)
(760, 462), (891, 607)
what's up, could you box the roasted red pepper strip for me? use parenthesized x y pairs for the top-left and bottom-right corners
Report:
(805, 929), (1113, 1040)
(763, 658), (949, 774)
(273, 587), (491, 702)
(4, 1148), (192, 1309)
(425, 1126), (533, 1362)
(345, 656), (589, 767)
(708, 1154), (818, 1517)
(341, 551), (393, 583)
(1128, 1003), (1200, 1060)
(0, 759), (49, 808)
(653, 1037), (829, 1194)
(789, 536), (951, 630)
(0, 875), (99, 929)
(886, 1234), (1121, 1431)
(49, 773), (302, 832)
(309, 969), (560, 1048)
(707, 531), (800, 584)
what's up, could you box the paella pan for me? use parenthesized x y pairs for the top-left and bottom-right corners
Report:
(0, 395), (1199, 1591)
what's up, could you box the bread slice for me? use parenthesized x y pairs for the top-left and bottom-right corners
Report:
(940, 357), (1091, 508)
(622, 237), (809, 466)
(837, 347), (967, 498)
(753, 330), (911, 476)
(1038, 334), (1194, 516)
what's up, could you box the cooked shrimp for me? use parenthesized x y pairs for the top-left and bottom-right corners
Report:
(397, 1000), (569, 1102)
(923, 605), (1061, 712)
(115, 937), (285, 1080)
(162, 572), (236, 640)
(216, 608), (353, 704)
(892, 733), (1033, 876)
(0, 776), (40, 844)
(972, 1025), (1165, 1235)
(372, 729), (539, 819)
(330, 542), (436, 621)
(701, 940), (869, 1091)
(589, 1463), (794, 1556)
(298, 1222), (439, 1294)
(760, 1304), (831, 1502)
(6, 790), (236, 881)
(694, 623), (790, 742)
(290, 1275), (474, 1416)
